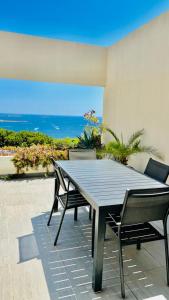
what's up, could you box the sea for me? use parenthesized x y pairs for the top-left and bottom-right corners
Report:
(0, 113), (102, 138)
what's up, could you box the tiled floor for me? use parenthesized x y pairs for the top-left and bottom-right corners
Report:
(1, 178), (169, 300)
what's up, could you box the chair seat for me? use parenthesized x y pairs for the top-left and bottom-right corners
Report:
(59, 190), (89, 209)
(107, 213), (164, 245)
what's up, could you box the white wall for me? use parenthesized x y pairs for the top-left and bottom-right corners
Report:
(0, 31), (107, 86)
(103, 12), (169, 171)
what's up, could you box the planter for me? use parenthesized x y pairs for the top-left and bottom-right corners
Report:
(68, 149), (96, 160)
(0, 156), (53, 176)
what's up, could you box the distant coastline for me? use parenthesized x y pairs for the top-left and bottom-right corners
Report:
(0, 120), (28, 123)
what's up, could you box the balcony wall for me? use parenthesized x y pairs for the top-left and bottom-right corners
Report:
(103, 12), (169, 171)
(0, 31), (107, 86)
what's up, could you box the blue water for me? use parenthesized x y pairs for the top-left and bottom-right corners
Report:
(0, 113), (102, 138)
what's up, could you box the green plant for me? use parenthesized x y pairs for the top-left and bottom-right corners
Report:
(0, 175), (12, 180)
(12, 145), (68, 174)
(53, 137), (79, 149)
(77, 110), (102, 149)
(0, 129), (53, 147)
(0, 128), (82, 150)
(102, 129), (163, 165)
(78, 128), (101, 149)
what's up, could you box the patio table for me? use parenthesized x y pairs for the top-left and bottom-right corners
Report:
(56, 159), (165, 292)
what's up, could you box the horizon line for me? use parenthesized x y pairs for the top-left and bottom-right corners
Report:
(0, 112), (102, 118)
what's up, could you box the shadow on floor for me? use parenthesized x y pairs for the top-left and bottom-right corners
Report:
(18, 207), (169, 300)
(17, 233), (39, 263)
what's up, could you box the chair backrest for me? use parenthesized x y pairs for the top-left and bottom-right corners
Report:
(50, 157), (67, 192)
(69, 149), (96, 160)
(121, 187), (169, 226)
(144, 158), (169, 183)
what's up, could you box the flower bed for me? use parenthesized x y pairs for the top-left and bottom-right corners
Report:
(12, 145), (68, 174)
(0, 145), (68, 176)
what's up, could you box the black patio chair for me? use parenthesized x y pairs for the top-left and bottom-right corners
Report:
(103, 158), (169, 265)
(108, 187), (169, 298)
(144, 158), (169, 183)
(47, 158), (90, 246)
(105, 158), (169, 248)
(107, 158), (169, 224)
(68, 149), (96, 160)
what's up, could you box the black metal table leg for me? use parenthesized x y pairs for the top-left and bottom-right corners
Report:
(92, 207), (106, 292)
(92, 209), (96, 258)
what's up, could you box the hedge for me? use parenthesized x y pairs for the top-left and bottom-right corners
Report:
(0, 129), (52, 147)
(0, 128), (78, 149)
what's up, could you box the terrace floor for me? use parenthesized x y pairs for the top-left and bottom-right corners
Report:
(1, 178), (169, 300)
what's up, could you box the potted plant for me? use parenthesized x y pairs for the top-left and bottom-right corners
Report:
(69, 110), (102, 160)
(102, 128), (163, 165)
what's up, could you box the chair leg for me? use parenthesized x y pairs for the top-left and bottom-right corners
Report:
(53, 178), (58, 212)
(163, 221), (169, 285)
(118, 229), (125, 298)
(47, 197), (58, 226)
(92, 209), (96, 258)
(54, 207), (67, 246)
(89, 206), (92, 220)
(164, 237), (169, 285)
(74, 207), (78, 221)
(136, 239), (141, 250)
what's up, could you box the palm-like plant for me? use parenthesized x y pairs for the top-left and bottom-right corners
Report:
(77, 110), (102, 149)
(78, 128), (101, 149)
(103, 129), (163, 165)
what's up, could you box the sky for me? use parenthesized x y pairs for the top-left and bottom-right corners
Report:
(0, 0), (169, 116)
(1, 0), (169, 46)
(0, 80), (104, 116)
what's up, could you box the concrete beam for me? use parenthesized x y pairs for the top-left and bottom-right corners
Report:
(0, 31), (107, 86)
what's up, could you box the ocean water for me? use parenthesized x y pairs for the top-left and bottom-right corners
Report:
(0, 113), (102, 138)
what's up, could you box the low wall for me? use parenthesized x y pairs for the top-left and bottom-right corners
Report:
(0, 156), (53, 176)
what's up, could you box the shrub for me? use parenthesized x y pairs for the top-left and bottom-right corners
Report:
(12, 145), (68, 174)
(0, 128), (79, 149)
(0, 129), (13, 147)
(53, 137), (79, 149)
(0, 129), (53, 147)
